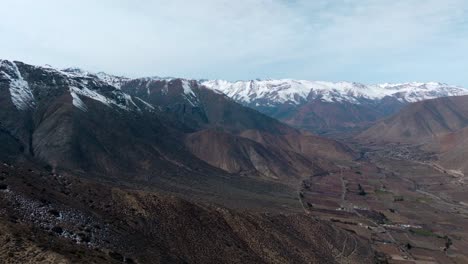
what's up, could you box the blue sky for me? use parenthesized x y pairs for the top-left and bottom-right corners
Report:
(1, 0), (468, 85)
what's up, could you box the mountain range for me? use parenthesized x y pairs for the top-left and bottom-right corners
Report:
(4, 59), (467, 197)
(202, 79), (468, 134)
(16, 63), (468, 135)
(3, 59), (468, 263)
(0, 59), (374, 263)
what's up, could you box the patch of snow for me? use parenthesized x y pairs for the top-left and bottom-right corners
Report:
(70, 91), (88, 112)
(135, 97), (155, 110)
(70, 86), (113, 107)
(61, 68), (129, 89)
(182, 80), (195, 96)
(0, 60), (36, 110)
(69, 86), (135, 111)
(162, 83), (168, 95)
(95, 72), (129, 89)
(181, 80), (199, 106)
(122, 93), (139, 110)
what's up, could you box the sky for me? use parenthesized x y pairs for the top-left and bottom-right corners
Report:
(1, 0), (468, 85)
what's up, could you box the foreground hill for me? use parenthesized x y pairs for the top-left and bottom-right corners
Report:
(0, 162), (374, 264)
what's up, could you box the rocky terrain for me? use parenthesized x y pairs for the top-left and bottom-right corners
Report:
(0, 162), (375, 264)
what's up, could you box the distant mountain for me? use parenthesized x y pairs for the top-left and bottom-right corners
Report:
(202, 79), (468, 134)
(17, 65), (466, 135)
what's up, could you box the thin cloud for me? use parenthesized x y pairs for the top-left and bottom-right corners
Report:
(0, 0), (467, 85)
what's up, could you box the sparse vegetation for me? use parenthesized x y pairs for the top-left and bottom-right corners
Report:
(410, 228), (437, 237)
(48, 209), (60, 217)
(358, 184), (367, 196)
(375, 189), (392, 195)
(44, 164), (53, 172)
(51, 226), (64, 234)
(416, 197), (433, 203)
(444, 236), (453, 251)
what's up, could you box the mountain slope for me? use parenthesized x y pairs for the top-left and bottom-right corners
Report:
(121, 78), (294, 134)
(436, 126), (468, 175)
(0, 163), (374, 264)
(0, 60), (197, 177)
(357, 95), (468, 144)
(1, 60), (291, 211)
(121, 76), (355, 181)
(357, 95), (468, 175)
(0, 59), (355, 208)
(202, 79), (468, 134)
(0, 60), (376, 263)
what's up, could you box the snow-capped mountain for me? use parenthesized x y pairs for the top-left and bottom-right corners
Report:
(0, 60), (157, 113)
(0, 59), (352, 185)
(201, 79), (468, 134)
(61, 67), (130, 89)
(3, 59), (467, 135)
(201, 79), (468, 107)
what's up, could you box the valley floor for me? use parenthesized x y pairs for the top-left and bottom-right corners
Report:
(2, 143), (468, 263)
(299, 142), (468, 263)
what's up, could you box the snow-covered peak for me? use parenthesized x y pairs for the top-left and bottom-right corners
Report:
(181, 80), (200, 106)
(201, 79), (468, 106)
(132, 76), (177, 83)
(201, 79), (312, 105)
(61, 67), (129, 89)
(94, 72), (129, 89)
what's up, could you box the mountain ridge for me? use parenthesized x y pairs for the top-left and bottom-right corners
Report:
(4, 59), (466, 112)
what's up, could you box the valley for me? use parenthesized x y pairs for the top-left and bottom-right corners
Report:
(1, 60), (468, 263)
(298, 140), (468, 263)
(2, 1), (468, 263)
